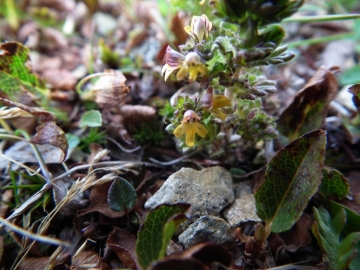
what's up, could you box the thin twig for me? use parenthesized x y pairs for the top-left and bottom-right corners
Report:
(106, 137), (142, 153)
(149, 150), (199, 166)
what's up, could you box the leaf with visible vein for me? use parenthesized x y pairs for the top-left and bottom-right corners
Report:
(136, 203), (191, 269)
(254, 129), (326, 235)
(0, 41), (46, 99)
(319, 168), (350, 200)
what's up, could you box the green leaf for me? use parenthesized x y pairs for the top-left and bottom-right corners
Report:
(339, 65), (360, 86)
(79, 110), (102, 127)
(136, 203), (191, 269)
(254, 130), (326, 234)
(327, 200), (360, 270)
(278, 66), (338, 142)
(0, 41), (46, 99)
(65, 133), (80, 149)
(312, 206), (360, 270)
(107, 177), (137, 212)
(319, 168), (350, 200)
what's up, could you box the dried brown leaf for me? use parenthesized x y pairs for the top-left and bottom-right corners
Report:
(148, 243), (232, 270)
(107, 228), (141, 270)
(278, 66), (339, 142)
(77, 181), (126, 218)
(29, 121), (68, 163)
(18, 254), (70, 270)
(119, 105), (156, 126)
(72, 251), (110, 269)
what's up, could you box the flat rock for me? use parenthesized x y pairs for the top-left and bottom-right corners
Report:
(178, 215), (234, 249)
(145, 166), (234, 223)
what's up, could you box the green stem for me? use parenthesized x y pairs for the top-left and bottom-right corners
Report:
(283, 14), (360, 23)
(0, 118), (13, 134)
(5, 0), (19, 30)
(287, 32), (355, 48)
(16, 129), (52, 184)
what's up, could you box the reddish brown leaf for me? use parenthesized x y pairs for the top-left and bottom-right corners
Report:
(107, 228), (141, 270)
(268, 213), (313, 255)
(278, 66), (339, 142)
(29, 121), (68, 163)
(72, 251), (110, 269)
(77, 181), (126, 218)
(148, 243), (232, 270)
(18, 254), (70, 270)
(119, 105), (156, 126)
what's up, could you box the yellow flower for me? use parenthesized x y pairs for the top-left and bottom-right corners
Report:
(199, 90), (232, 121)
(184, 14), (212, 42)
(176, 52), (207, 82)
(161, 47), (207, 82)
(173, 110), (208, 147)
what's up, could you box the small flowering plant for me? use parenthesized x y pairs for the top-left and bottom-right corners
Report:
(162, 0), (304, 154)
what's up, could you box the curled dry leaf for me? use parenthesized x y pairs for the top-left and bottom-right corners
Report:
(107, 228), (141, 270)
(278, 66), (339, 142)
(30, 121), (68, 163)
(91, 69), (131, 107)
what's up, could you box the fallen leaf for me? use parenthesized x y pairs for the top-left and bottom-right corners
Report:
(119, 104), (156, 126)
(77, 181), (126, 218)
(278, 66), (338, 142)
(30, 121), (68, 163)
(72, 251), (110, 269)
(107, 228), (141, 270)
(18, 254), (70, 270)
(148, 243), (232, 270)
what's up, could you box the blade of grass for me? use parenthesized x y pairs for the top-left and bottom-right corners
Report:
(283, 14), (360, 23)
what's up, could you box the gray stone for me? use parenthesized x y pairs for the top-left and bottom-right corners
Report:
(145, 166), (234, 223)
(178, 215), (234, 249)
(224, 194), (262, 226)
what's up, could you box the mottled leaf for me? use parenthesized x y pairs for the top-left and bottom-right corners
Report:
(278, 66), (338, 142)
(319, 168), (350, 200)
(0, 41), (46, 99)
(312, 206), (360, 270)
(254, 130), (326, 233)
(136, 203), (191, 269)
(30, 121), (68, 163)
(107, 177), (137, 212)
(79, 110), (102, 127)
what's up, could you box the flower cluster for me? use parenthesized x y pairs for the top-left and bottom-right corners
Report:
(161, 4), (299, 150)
